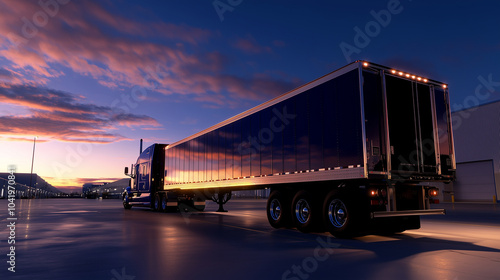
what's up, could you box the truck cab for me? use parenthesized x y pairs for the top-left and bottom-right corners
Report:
(123, 144), (167, 208)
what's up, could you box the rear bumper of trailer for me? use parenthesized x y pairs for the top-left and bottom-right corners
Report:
(371, 209), (445, 218)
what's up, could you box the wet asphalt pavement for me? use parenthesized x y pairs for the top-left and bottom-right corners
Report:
(1, 198), (500, 280)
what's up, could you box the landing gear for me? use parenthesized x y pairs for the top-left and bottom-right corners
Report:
(211, 191), (232, 212)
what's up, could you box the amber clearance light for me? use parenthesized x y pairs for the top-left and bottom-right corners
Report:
(428, 188), (439, 197)
(388, 69), (428, 83)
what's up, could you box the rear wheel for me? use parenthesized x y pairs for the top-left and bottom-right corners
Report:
(323, 192), (362, 238)
(153, 193), (161, 211)
(160, 195), (168, 212)
(291, 191), (321, 232)
(161, 192), (179, 212)
(266, 190), (291, 228)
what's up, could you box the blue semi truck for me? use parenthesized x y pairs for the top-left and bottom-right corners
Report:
(123, 61), (455, 237)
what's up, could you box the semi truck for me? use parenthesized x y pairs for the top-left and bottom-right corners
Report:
(123, 61), (455, 237)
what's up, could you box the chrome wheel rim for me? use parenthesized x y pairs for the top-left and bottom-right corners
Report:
(269, 199), (282, 221)
(328, 199), (347, 228)
(154, 196), (160, 209)
(162, 198), (167, 210)
(295, 198), (310, 224)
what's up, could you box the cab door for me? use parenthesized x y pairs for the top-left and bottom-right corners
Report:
(136, 147), (151, 192)
(138, 163), (150, 192)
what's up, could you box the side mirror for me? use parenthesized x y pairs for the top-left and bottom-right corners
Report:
(124, 167), (129, 175)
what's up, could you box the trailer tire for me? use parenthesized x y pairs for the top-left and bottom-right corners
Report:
(323, 192), (361, 238)
(267, 190), (291, 228)
(291, 191), (321, 232)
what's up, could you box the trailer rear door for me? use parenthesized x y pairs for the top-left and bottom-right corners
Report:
(385, 75), (438, 176)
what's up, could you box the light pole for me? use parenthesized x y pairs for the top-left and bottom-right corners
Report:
(29, 136), (38, 199)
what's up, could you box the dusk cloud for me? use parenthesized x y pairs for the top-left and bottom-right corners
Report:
(0, 84), (161, 143)
(0, 1), (300, 106)
(0, 68), (14, 79)
(233, 35), (272, 54)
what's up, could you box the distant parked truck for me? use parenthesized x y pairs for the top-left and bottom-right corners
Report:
(123, 61), (455, 237)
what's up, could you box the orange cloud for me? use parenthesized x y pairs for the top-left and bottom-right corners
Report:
(0, 83), (161, 143)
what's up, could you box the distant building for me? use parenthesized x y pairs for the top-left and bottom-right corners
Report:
(82, 182), (100, 198)
(448, 101), (500, 202)
(82, 178), (130, 199)
(0, 173), (62, 198)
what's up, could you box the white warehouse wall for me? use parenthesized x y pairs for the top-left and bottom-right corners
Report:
(451, 101), (500, 202)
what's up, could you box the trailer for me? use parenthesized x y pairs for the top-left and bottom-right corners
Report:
(123, 61), (455, 237)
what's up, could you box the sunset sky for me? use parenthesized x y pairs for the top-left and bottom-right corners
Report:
(1, 0), (499, 193)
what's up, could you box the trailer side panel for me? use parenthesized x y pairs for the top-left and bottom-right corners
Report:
(164, 68), (366, 190)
